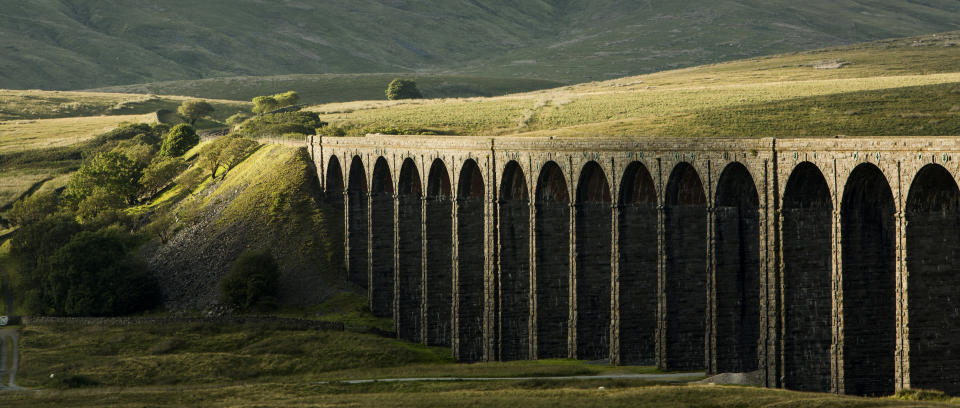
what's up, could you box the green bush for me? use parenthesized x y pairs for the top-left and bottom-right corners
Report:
(219, 249), (280, 312)
(159, 123), (199, 157)
(236, 111), (326, 137)
(45, 228), (161, 316)
(226, 112), (253, 127)
(252, 91), (300, 114)
(385, 78), (423, 100)
(7, 191), (60, 226)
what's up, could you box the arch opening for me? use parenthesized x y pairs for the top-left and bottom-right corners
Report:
(457, 159), (485, 362)
(713, 163), (760, 373)
(906, 164), (960, 394)
(347, 157), (368, 289)
(499, 161), (530, 361)
(535, 161), (570, 359)
(396, 159), (423, 343)
(575, 161), (612, 360)
(325, 156), (346, 284)
(662, 162), (707, 370)
(617, 162), (658, 365)
(425, 160), (453, 347)
(370, 157), (395, 317)
(781, 162), (832, 392)
(840, 163), (896, 396)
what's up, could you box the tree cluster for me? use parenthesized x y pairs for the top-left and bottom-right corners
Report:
(252, 91), (300, 114)
(234, 111), (326, 138)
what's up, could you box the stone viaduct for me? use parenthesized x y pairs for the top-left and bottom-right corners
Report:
(308, 134), (960, 396)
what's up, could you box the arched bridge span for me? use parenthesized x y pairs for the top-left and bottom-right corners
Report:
(312, 135), (960, 396)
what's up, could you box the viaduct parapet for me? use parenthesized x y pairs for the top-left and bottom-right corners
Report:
(309, 134), (960, 396)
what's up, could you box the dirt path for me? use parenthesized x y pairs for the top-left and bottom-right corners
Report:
(0, 328), (19, 390)
(318, 372), (706, 385)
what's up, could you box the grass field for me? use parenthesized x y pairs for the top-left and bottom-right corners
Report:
(86, 74), (563, 105)
(0, 318), (958, 407)
(310, 32), (960, 138)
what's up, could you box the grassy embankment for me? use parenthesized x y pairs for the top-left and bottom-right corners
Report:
(311, 32), (960, 138)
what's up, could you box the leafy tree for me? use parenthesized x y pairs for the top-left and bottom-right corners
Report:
(197, 136), (260, 180)
(219, 249), (279, 312)
(65, 152), (143, 205)
(159, 124), (199, 157)
(111, 140), (157, 169)
(140, 156), (187, 198)
(386, 78), (423, 100)
(144, 212), (177, 244)
(235, 111), (326, 137)
(252, 96), (279, 114)
(45, 228), (161, 316)
(7, 191), (59, 226)
(9, 214), (83, 312)
(177, 100), (215, 125)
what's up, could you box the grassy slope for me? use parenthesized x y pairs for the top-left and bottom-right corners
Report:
(310, 32), (960, 138)
(3, 1), (960, 90)
(85, 74), (563, 105)
(149, 144), (343, 310)
(0, 90), (249, 208)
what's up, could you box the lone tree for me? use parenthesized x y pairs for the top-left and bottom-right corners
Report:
(385, 78), (423, 100)
(159, 124), (199, 157)
(219, 249), (280, 312)
(252, 91), (300, 114)
(177, 99), (215, 125)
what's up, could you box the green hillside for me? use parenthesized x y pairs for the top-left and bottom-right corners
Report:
(3, 0), (960, 90)
(311, 32), (960, 138)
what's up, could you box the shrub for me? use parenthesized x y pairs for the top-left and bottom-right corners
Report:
(177, 99), (215, 125)
(226, 112), (253, 127)
(385, 78), (423, 100)
(252, 96), (279, 114)
(159, 124), (199, 157)
(274, 91), (300, 108)
(219, 249), (280, 312)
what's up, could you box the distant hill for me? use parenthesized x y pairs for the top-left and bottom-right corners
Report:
(2, 0), (960, 90)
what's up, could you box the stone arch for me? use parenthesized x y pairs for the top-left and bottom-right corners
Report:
(457, 159), (485, 362)
(499, 160), (531, 361)
(781, 161), (832, 392)
(396, 158), (423, 343)
(840, 162), (896, 396)
(370, 157), (394, 317)
(662, 162), (707, 370)
(324, 156), (346, 284)
(425, 159), (453, 346)
(906, 164), (960, 394)
(617, 161), (658, 365)
(347, 156), (368, 289)
(575, 161), (612, 360)
(535, 161), (570, 359)
(713, 162), (760, 373)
